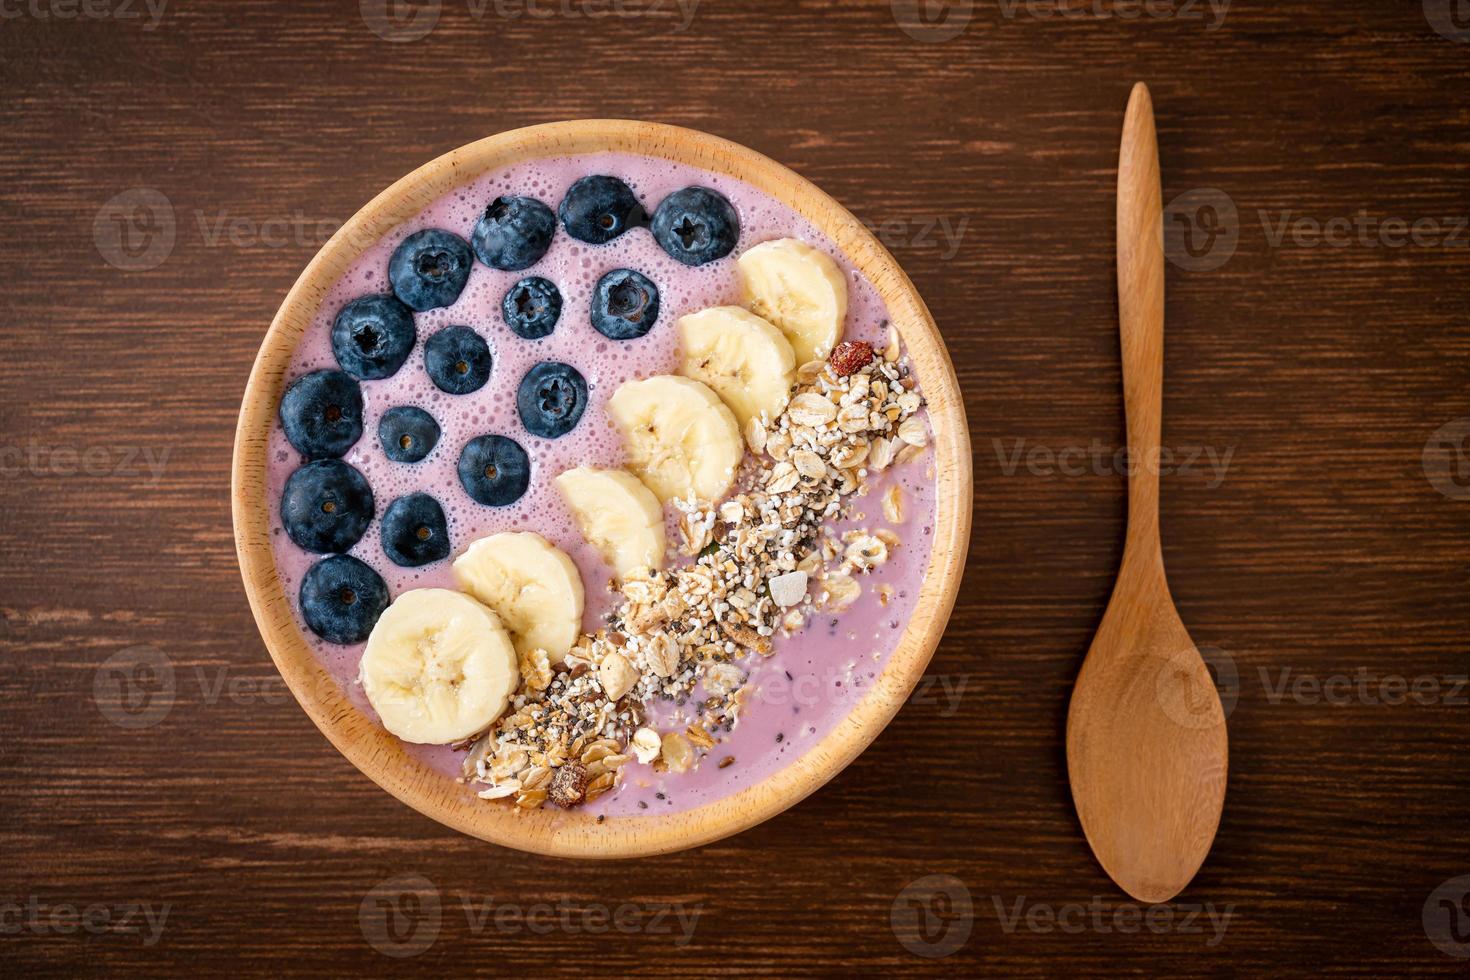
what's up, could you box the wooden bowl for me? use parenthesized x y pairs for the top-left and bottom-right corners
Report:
(232, 120), (972, 857)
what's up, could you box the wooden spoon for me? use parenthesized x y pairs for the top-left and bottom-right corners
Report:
(1065, 83), (1229, 904)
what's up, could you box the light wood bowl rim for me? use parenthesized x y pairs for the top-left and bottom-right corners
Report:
(231, 120), (972, 858)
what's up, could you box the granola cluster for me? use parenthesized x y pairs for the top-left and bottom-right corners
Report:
(462, 326), (928, 809)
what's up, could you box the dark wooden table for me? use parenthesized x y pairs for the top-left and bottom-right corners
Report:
(4, 1), (1469, 974)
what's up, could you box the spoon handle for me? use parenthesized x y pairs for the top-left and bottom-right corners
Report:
(1117, 82), (1165, 560)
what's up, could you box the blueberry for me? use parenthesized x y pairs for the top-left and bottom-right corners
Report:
(590, 269), (660, 340)
(457, 434), (531, 507)
(651, 186), (740, 266)
(299, 554), (389, 645)
(471, 195), (555, 271)
(331, 294), (416, 380)
(517, 361), (587, 439)
(279, 369), (364, 459)
(380, 492), (450, 567)
(558, 175), (646, 245)
(388, 229), (473, 312)
(377, 406), (440, 463)
(281, 459), (374, 554)
(424, 325), (492, 395)
(501, 276), (562, 340)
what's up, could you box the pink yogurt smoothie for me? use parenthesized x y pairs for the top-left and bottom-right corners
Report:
(266, 151), (938, 818)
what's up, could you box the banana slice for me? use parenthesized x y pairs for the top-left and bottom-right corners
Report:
(607, 375), (742, 505)
(359, 589), (518, 745)
(554, 466), (666, 580)
(677, 306), (796, 428)
(452, 532), (585, 663)
(737, 238), (848, 363)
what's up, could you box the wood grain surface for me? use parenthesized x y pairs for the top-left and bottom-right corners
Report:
(3, 0), (1469, 975)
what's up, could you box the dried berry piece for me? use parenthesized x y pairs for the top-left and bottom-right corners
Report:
(828, 340), (875, 377)
(548, 763), (589, 807)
